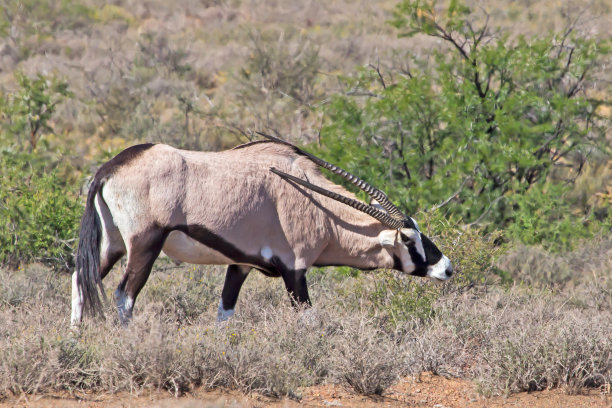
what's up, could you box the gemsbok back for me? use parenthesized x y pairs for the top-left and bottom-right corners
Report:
(72, 133), (453, 327)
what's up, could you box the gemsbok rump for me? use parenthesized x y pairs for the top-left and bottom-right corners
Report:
(72, 133), (453, 327)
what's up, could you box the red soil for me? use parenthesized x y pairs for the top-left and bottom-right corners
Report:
(3, 373), (611, 408)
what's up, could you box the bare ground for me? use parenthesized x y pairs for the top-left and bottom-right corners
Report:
(3, 373), (610, 408)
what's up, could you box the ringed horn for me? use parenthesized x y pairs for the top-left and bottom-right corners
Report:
(256, 132), (407, 230)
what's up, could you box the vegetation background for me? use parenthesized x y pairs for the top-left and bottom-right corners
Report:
(0, 0), (611, 403)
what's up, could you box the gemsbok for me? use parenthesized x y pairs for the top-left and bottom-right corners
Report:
(72, 133), (453, 327)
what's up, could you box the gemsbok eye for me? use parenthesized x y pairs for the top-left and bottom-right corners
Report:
(400, 233), (414, 245)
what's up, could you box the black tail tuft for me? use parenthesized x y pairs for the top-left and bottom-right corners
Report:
(75, 177), (107, 317)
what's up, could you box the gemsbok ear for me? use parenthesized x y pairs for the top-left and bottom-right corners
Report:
(378, 230), (398, 247)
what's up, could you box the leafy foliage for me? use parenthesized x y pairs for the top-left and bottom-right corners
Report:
(0, 151), (82, 269)
(314, 0), (610, 249)
(0, 72), (71, 151)
(0, 73), (81, 270)
(505, 182), (611, 251)
(0, 0), (97, 38)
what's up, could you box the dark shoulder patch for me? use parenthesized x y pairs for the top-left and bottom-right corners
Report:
(95, 143), (156, 181)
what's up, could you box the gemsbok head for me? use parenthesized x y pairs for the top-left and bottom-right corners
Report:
(72, 133), (452, 327)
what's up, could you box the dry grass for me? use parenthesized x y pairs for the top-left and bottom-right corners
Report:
(1, 251), (611, 400)
(497, 235), (612, 290)
(433, 290), (612, 396)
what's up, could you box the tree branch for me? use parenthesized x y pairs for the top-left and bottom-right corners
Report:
(395, 121), (412, 180)
(369, 60), (387, 89)
(566, 63), (591, 97)
(430, 176), (471, 211)
(468, 196), (504, 226)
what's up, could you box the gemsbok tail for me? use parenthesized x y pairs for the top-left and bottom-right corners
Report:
(75, 177), (107, 316)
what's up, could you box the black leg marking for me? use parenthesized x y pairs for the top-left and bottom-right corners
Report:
(220, 264), (251, 311)
(115, 228), (167, 325)
(124, 237), (165, 300)
(281, 268), (311, 307)
(100, 250), (125, 280)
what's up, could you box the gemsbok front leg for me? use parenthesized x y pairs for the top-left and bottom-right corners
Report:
(218, 264), (251, 322)
(281, 268), (311, 307)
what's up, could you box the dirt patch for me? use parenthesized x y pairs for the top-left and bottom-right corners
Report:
(301, 373), (612, 408)
(3, 373), (610, 408)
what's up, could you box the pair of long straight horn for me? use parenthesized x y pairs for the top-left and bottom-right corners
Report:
(257, 132), (408, 230)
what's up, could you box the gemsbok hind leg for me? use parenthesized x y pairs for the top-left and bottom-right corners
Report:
(114, 230), (166, 326)
(71, 271), (85, 328)
(71, 250), (124, 328)
(217, 264), (251, 322)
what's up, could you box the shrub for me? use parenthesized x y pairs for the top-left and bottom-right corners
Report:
(497, 233), (612, 289)
(0, 151), (82, 270)
(240, 28), (320, 105)
(224, 27), (323, 141)
(0, 71), (82, 270)
(505, 182), (611, 252)
(313, 0), (611, 247)
(458, 291), (612, 395)
(0, 71), (71, 151)
(0, 0), (96, 40)
(329, 314), (405, 395)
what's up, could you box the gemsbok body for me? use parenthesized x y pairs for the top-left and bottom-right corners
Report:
(72, 134), (452, 327)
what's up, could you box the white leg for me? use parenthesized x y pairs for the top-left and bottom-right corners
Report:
(216, 298), (235, 322)
(71, 271), (84, 329)
(115, 288), (134, 327)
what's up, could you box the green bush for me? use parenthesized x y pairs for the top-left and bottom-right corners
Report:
(0, 0), (96, 39)
(0, 71), (71, 151)
(505, 183), (611, 251)
(0, 151), (82, 270)
(0, 72), (81, 270)
(313, 0), (611, 248)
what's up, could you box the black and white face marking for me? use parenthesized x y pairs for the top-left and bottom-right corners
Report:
(410, 217), (420, 233)
(399, 229), (427, 267)
(379, 225), (453, 281)
(420, 233), (453, 281)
